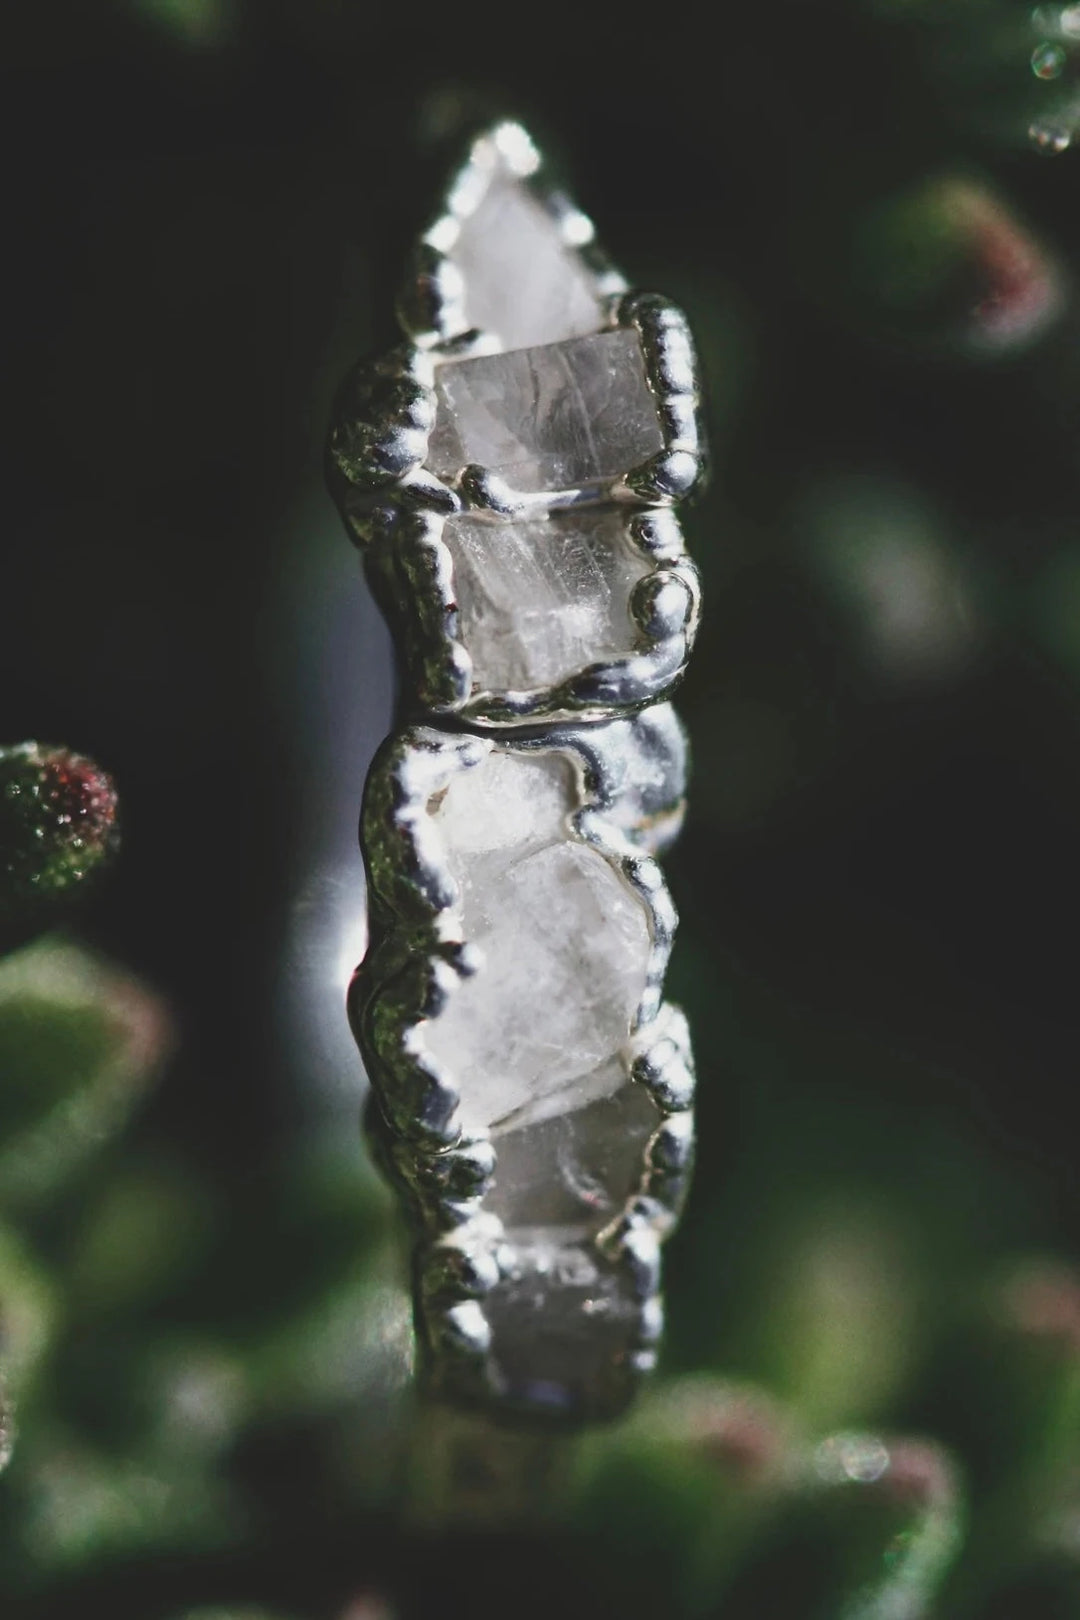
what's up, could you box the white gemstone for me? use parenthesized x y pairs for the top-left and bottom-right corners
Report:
(421, 747), (652, 1138)
(451, 175), (607, 351)
(487, 1069), (659, 1238)
(442, 509), (650, 694)
(426, 329), (664, 493)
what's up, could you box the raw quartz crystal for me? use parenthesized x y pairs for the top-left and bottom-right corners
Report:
(487, 1071), (660, 1240)
(425, 328), (664, 493)
(420, 746), (653, 1159)
(441, 508), (651, 694)
(483, 1243), (646, 1413)
(450, 173), (607, 351)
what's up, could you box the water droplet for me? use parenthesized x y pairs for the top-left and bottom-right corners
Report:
(815, 1432), (892, 1485)
(1062, 5), (1080, 40)
(1032, 40), (1067, 78)
(1029, 118), (1073, 151)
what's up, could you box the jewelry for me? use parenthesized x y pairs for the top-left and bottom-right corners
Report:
(328, 119), (703, 1423)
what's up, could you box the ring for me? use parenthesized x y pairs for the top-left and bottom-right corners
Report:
(328, 118), (704, 1423)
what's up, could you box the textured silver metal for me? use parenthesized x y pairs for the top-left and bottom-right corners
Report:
(329, 118), (702, 1424)
(352, 503), (700, 728)
(351, 710), (690, 1157)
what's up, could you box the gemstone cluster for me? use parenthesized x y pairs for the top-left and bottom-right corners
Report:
(328, 120), (703, 1421)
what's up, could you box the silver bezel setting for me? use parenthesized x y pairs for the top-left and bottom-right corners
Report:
(329, 295), (704, 537)
(358, 503), (701, 727)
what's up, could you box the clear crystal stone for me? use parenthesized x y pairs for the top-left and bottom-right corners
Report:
(483, 1243), (643, 1416)
(442, 509), (650, 694)
(451, 176), (607, 351)
(421, 747), (652, 1139)
(426, 329), (664, 493)
(487, 1069), (659, 1237)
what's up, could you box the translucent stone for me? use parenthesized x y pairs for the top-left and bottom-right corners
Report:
(442, 509), (650, 694)
(452, 176), (607, 351)
(484, 1243), (643, 1416)
(422, 748), (651, 1138)
(487, 1070), (659, 1237)
(426, 329), (664, 493)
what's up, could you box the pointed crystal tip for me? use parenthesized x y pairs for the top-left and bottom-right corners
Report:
(406, 123), (623, 352)
(449, 171), (608, 350)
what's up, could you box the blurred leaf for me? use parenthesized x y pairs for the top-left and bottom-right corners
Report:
(850, 176), (1064, 354)
(0, 1224), (57, 1471)
(133, 0), (237, 49)
(10, 1433), (244, 1579)
(572, 1376), (797, 1614)
(66, 1157), (217, 1319)
(927, 1258), (1080, 1610)
(0, 941), (170, 1211)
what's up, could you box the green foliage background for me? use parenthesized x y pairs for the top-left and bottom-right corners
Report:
(3, 1), (1080, 1615)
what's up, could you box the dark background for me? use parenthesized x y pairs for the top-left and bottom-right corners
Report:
(3, 1), (1080, 1615)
